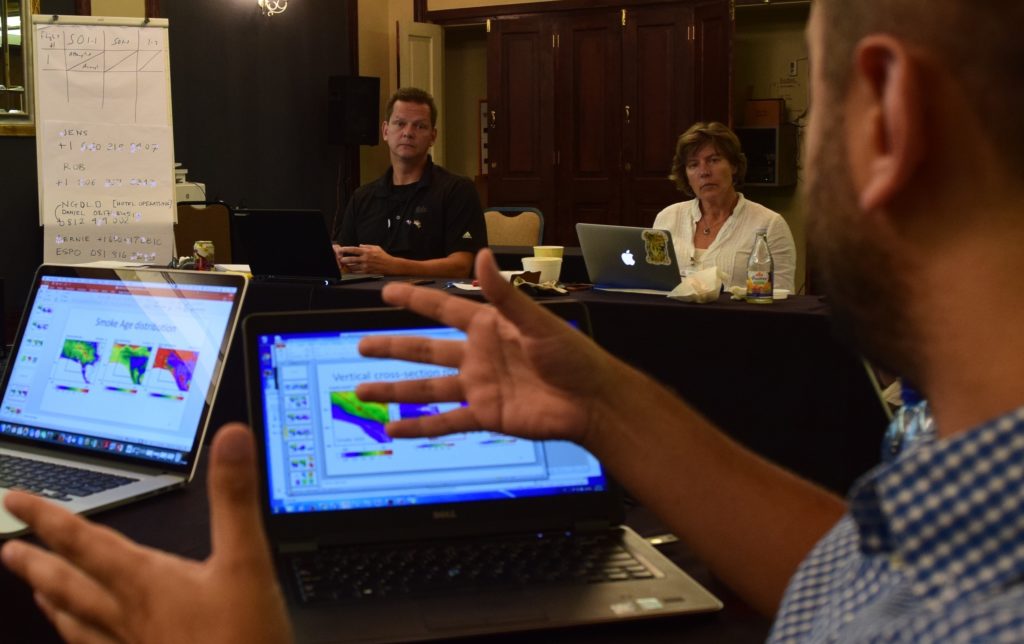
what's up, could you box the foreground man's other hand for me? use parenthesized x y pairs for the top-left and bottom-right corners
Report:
(1, 423), (293, 644)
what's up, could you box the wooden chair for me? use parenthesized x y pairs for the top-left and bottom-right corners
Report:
(483, 207), (544, 246)
(174, 201), (233, 262)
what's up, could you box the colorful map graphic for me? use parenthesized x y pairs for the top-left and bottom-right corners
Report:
(109, 343), (152, 385)
(328, 395), (462, 444)
(330, 391), (392, 443)
(60, 339), (100, 383)
(153, 348), (198, 392)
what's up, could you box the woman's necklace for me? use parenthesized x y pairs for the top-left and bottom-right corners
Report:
(700, 194), (739, 236)
(701, 218), (722, 236)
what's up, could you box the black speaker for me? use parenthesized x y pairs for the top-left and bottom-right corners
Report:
(328, 76), (381, 146)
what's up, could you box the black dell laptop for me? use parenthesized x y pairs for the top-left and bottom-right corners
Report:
(232, 209), (380, 284)
(243, 303), (722, 643)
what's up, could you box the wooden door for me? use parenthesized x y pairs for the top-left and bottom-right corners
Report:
(621, 4), (696, 228)
(485, 2), (732, 246)
(485, 17), (556, 237)
(553, 10), (623, 245)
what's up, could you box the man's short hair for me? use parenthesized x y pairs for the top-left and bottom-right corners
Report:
(819, 0), (1024, 168)
(384, 87), (438, 127)
(668, 121), (747, 197)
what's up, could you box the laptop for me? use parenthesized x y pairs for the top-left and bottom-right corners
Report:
(0, 265), (247, 537)
(243, 304), (722, 643)
(232, 208), (380, 285)
(576, 223), (683, 293)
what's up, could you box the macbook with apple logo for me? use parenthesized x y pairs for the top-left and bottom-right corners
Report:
(576, 223), (684, 293)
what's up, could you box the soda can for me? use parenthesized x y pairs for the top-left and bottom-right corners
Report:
(194, 240), (215, 271)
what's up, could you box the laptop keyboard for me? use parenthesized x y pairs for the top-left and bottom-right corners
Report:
(0, 454), (138, 501)
(289, 531), (658, 604)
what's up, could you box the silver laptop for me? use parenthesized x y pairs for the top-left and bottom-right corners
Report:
(576, 223), (683, 292)
(0, 265), (247, 537)
(243, 304), (721, 643)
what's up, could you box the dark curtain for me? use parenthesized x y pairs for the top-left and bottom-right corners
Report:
(163, 0), (353, 215)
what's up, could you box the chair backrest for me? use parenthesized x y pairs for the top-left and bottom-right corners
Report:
(175, 201), (233, 263)
(483, 207), (544, 246)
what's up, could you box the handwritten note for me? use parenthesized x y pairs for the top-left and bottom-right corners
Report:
(40, 121), (174, 264)
(32, 18), (175, 265)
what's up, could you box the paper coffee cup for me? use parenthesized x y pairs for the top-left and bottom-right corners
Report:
(533, 245), (564, 259)
(521, 256), (562, 284)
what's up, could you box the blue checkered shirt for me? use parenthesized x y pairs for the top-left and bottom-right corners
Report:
(769, 406), (1024, 642)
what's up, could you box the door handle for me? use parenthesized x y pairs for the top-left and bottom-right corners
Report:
(624, 105), (631, 124)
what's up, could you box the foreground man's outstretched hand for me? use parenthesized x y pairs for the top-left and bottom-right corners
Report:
(1, 423), (293, 644)
(357, 248), (612, 445)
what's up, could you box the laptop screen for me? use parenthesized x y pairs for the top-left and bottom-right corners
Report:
(0, 270), (242, 468)
(255, 326), (608, 515)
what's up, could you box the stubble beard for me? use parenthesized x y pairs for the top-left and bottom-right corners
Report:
(806, 112), (919, 383)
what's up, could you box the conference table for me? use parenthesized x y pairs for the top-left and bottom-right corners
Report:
(0, 456), (772, 643)
(2, 272), (888, 642)
(210, 277), (888, 494)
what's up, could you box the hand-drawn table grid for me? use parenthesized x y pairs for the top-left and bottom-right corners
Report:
(36, 25), (168, 124)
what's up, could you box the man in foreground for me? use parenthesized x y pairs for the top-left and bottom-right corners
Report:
(332, 87), (487, 278)
(5, 1), (1024, 641)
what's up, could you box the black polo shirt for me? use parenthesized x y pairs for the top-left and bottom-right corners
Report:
(336, 158), (487, 260)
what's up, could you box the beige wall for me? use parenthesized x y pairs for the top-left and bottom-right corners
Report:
(90, 0), (145, 17)
(357, 0), (416, 183)
(734, 4), (810, 291)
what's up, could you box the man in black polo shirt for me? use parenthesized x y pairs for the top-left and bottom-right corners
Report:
(333, 87), (487, 278)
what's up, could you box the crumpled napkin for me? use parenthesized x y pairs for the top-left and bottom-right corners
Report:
(451, 272), (568, 295)
(512, 273), (567, 295)
(667, 266), (722, 303)
(726, 285), (746, 300)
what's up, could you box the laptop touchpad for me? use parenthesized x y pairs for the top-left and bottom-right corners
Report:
(420, 593), (549, 631)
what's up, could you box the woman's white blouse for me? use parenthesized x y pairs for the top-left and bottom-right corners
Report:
(652, 194), (797, 291)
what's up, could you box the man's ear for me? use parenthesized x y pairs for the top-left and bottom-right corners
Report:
(845, 35), (926, 212)
(381, 120), (389, 140)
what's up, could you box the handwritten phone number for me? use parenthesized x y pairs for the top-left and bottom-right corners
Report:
(54, 211), (145, 227)
(76, 142), (162, 153)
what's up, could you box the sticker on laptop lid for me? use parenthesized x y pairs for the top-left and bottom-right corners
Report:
(642, 229), (672, 266)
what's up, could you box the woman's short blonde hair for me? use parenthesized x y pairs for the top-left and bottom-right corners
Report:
(668, 122), (747, 197)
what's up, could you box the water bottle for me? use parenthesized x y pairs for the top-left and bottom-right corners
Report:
(882, 384), (935, 461)
(745, 228), (773, 303)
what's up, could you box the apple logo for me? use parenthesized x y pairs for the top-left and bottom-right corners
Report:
(620, 249), (636, 266)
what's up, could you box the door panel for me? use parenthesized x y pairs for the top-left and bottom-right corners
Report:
(622, 5), (695, 228)
(486, 17), (555, 237)
(694, 1), (733, 125)
(555, 10), (622, 245)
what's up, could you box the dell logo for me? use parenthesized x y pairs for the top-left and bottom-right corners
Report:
(432, 510), (458, 520)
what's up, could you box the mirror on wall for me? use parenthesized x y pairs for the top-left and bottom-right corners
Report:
(0, 0), (36, 135)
